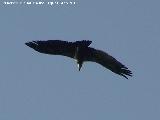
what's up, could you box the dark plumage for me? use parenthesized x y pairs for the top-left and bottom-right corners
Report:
(25, 40), (132, 79)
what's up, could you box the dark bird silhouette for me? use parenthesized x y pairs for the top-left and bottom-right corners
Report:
(25, 40), (132, 79)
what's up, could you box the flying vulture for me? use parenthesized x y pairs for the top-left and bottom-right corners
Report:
(25, 40), (132, 79)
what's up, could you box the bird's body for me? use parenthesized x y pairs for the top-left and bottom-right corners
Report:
(25, 40), (132, 79)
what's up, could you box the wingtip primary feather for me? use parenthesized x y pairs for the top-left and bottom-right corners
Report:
(25, 42), (32, 47)
(25, 41), (35, 47)
(119, 67), (133, 79)
(25, 41), (40, 51)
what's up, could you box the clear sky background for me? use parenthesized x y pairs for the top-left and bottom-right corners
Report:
(0, 0), (160, 120)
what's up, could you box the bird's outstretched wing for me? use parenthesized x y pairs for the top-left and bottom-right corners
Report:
(25, 40), (92, 58)
(86, 48), (132, 79)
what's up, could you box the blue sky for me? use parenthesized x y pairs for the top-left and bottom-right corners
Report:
(0, 0), (160, 120)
